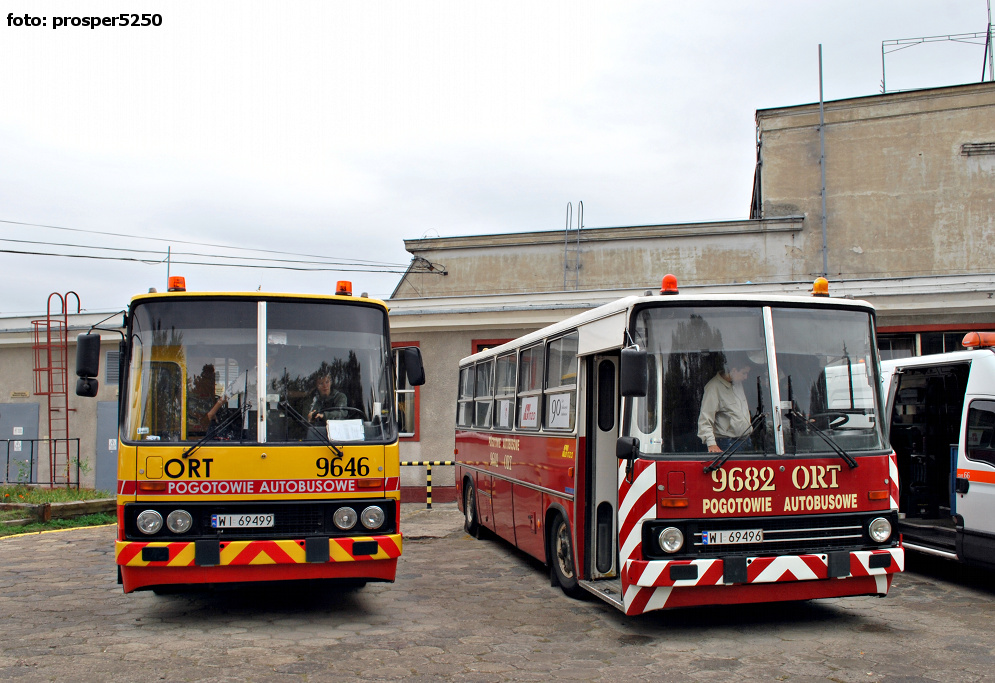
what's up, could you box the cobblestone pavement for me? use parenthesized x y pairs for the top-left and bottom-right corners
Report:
(2, 503), (994, 682)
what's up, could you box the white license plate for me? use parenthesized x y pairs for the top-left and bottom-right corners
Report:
(701, 528), (763, 545)
(211, 513), (274, 529)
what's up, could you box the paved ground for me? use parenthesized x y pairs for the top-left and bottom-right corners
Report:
(2, 503), (995, 682)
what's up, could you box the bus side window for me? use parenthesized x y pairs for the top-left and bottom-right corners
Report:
(474, 359), (494, 429)
(457, 366), (474, 428)
(494, 352), (517, 430)
(544, 333), (578, 432)
(517, 344), (544, 430)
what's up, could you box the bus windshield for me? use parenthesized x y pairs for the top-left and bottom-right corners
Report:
(625, 304), (885, 457)
(124, 299), (396, 444)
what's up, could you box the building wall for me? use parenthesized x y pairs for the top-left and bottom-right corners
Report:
(393, 218), (806, 299)
(757, 82), (995, 281)
(0, 335), (120, 489)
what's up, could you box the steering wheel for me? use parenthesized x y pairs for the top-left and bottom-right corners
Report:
(313, 406), (366, 422)
(809, 411), (850, 429)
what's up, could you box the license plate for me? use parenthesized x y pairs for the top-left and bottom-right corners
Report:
(211, 513), (274, 529)
(701, 528), (763, 545)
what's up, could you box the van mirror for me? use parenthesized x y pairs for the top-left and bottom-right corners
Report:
(619, 347), (648, 397)
(76, 334), (101, 378)
(401, 346), (426, 386)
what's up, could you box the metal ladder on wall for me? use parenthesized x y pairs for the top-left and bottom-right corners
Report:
(563, 200), (583, 291)
(32, 292), (80, 486)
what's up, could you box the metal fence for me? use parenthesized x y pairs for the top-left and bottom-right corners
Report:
(2, 439), (81, 488)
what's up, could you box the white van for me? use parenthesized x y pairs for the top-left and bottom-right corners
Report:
(880, 333), (995, 569)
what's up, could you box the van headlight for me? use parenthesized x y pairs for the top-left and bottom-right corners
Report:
(136, 510), (163, 535)
(658, 527), (684, 553)
(868, 517), (893, 543)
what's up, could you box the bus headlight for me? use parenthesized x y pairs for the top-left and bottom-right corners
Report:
(333, 507), (357, 530)
(166, 509), (193, 534)
(868, 517), (893, 543)
(136, 510), (163, 535)
(360, 506), (385, 530)
(658, 527), (684, 553)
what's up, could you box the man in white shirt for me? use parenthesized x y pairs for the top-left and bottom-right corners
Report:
(698, 358), (753, 453)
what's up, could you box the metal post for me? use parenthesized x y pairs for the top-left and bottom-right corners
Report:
(988, 0), (994, 81)
(819, 44), (828, 278)
(425, 463), (433, 510)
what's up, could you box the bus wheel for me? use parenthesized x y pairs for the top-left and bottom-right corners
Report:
(550, 514), (585, 599)
(463, 480), (480, 538)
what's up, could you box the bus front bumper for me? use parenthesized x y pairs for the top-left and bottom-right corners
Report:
(620, 547), (904, 614)
(115, 533), (402, 592)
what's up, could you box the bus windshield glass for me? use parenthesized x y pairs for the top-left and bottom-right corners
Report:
(124, 299), (395, 444)
(770, 306), (885, 454)
(625, 304), (885, 457)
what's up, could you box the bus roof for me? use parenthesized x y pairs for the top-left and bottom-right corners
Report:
(128, 290), (388, 310)
(459, 291), (875, 366)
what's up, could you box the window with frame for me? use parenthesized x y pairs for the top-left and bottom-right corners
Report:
(457, 366), (474, 428)
(517, 343), (544, 430)
(474, 359), (495, 428)
(393, 346), (417, 438)
(544, 333), (578, 431)
(967, 400), (995, 467)
(494, 352), (517, 430)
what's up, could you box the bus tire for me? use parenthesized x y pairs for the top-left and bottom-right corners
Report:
(549, 513), (585, 599)
(463, 479), (480, 538)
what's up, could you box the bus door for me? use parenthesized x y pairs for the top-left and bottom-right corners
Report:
(587, 354), (619, 579)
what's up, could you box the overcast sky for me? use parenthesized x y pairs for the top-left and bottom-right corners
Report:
(1, 1), (990, 314)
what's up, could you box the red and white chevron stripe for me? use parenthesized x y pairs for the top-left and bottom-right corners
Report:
(617, 459), (657, 565)
(889, 452), (900, 510)
(619, 548), (904, 615)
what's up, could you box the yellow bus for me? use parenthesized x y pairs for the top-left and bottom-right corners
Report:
(76, 278), (424, 593)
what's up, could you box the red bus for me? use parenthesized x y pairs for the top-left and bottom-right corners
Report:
(455, 278), (903, 615)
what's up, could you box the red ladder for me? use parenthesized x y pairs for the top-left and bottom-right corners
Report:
(32, 292), (81, 486)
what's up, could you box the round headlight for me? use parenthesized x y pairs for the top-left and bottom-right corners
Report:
(333, 507), (357, 530)
(136, 510), (163, 535)
(166, 509), (193, 534)
(360, 506), (385, 530)
(868, 517), (893, 543)
(658, 526), (684, 554)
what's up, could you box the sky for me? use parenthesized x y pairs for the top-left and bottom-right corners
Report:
(1, 1), (991, 314)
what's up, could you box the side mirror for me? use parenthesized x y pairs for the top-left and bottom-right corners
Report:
(76, 377), (98, 398)
(619, 347), (648, 397)
(75, 334), (101, 397)
(402, 346), (426, 386)
(616, 436), (640, 460)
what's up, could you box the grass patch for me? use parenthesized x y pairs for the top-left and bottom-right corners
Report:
(0, 512), (116, 537)
(0, 486), (112, 504)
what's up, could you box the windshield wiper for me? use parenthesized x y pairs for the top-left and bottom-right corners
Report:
(182, 398), (250, 459)
(788, 410), (858, 468)
(703, 412), (766, 474)
(278, 399), (344, 459)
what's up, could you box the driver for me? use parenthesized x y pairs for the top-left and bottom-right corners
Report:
(308, 372), (348, 423)
(697, 354), (753, 453)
